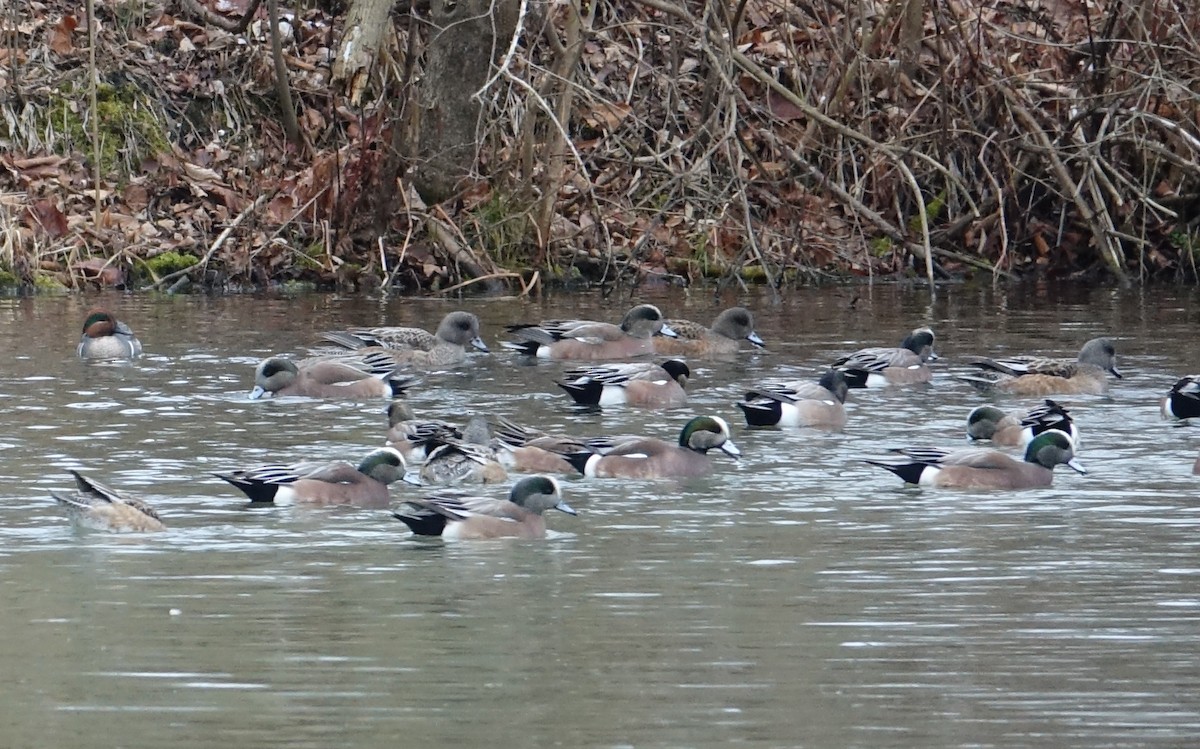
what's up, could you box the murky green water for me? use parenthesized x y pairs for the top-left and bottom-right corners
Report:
(1, 284), (1199, 747)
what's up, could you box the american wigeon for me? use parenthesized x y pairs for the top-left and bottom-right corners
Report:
(1162, 375), (1200, 420)
(384, 402), (462, 462)
(564, 415), (740, 478)
(833, 327), (937, 387)
(557, 360), (689, 408)
(503, 304), (676, 360)
(652, 307), (764, 356)
(393, 475), (576, 540)
(320, 311), (489, 368)
(77, 309), (142, 360)
(737, 370), (849, 428)
(867, 430), (1085, 489)
(415, 417), (508, 485)
(961, 337), (1121, 395)
(249, 357), (416, 400)
(214, 447), (409, 508)
(966, 399), (1078, 447)
(50, 470), (166, 532)
(488, 417), (613, 474)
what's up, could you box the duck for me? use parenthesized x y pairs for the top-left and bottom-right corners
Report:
(503, 304), (676, 360)
(249, 356), (416, 400)
(564, 415), (740, 479)
(384, 402), (463, 462)
(1162, 375), (1200, 420)
(393, 475), (576, 540)
(557, 360), (689, 408)
(489, 417), (622, 474)
(50, 470), (166, 532)
(213, 447), (409, 508)
(319, 311), (489, 368)
(736, 370), (849, 428)
(77, 309), (142, 360)
(960, 337), (1121, 395)
(866, 430), (1085, 489)
(966, 399), (1078, 447)
(412, 416), (507, 485)
(652, 307), (764, 356)
(832, 327), (937, 387)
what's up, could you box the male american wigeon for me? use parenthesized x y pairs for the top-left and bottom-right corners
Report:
(564, 415), (740, 479)
(488, 417), (615, 474)
(961, 337), (1121, 395)
(249, 357), (416, 400)
(557, 360), (689, 408)
(1162, 375), (1200, 420)
(415, 417), (508, 485)
(652, 307), (764, 357)
(867, 430), (1085, 489)
(213, 447), (409, 508)
(737, 370), (849, 429)
(832, 327), (937, 387)
(966, 399), (1078, 447)
(393, 475), (576, 540)
(503, 304), (676, 360)
(50, 470), (166, 532)
(77, 309), (142, 360)
(320, 311), (489, 368)
(385, 402), (462, 462)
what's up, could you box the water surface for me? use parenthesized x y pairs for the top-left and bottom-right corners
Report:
(1, 284), (1199, 747)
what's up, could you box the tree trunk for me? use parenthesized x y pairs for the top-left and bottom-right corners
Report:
(410, 0), (520, 204)
(332, 0), (395, 105)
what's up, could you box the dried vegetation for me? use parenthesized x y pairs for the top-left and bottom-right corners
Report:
(1, 0), (1199, 294)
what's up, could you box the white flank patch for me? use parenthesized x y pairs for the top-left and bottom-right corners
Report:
(598, 387), (628, 406)
(917, 466), (941, 486)
(272, 486), (297, 505)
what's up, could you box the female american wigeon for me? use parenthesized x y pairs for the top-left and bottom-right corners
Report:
(961, 337), (1121, 395)
(832, 327), (937, 387)
(77, 309), (142, 360)
(652, 307), (764, 357)
(51, 470), (166, 532)
(737, 370), (849, 429)
(867, 430), (1085, 489)
(213, 447), (409, 508)
(503, 304), (676, 360)
(415, 417), (508, 485)
(967, 399), (1078, 447)
(557, 360), (689, 408)
(564, 415), (740, 479)
(1162, 375), (1200, 420)
(393, 475), (576, 540)
(249, 357), (416, 400)
(320, 311), (489, 368)
(385, 402), (462, 462)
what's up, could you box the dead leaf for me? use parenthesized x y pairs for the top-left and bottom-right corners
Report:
(26, 200), (69, 238)
(49, 15), (77, 55)
(182, 162), (221, 183)
(73, 258), (125, 286)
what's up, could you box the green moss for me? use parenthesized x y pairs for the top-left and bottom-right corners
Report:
(294, 246), (325, 272)
(34, 273), (68, 291)
(467, 193), (533, 268)
(143, 251), (200, 278)
(908, 190), (947, 233)
(0, 270), (17, 288)
(869, 237), (894, 257)
(281, 280), (317, 294)
(16, 80), (171, 177)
